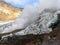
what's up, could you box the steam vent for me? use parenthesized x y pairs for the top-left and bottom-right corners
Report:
(0, 1), (22, 21)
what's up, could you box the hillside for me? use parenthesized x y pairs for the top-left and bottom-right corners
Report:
(0, 1), (22, 21)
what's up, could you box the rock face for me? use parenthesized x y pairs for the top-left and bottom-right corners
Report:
(15, 9), (58, 35)
(0, 1), (22, 21)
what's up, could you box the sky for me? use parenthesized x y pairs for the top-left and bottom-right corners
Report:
(4, 0), (39, 8)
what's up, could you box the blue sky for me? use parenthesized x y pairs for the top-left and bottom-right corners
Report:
(4, 0), (39, 8)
